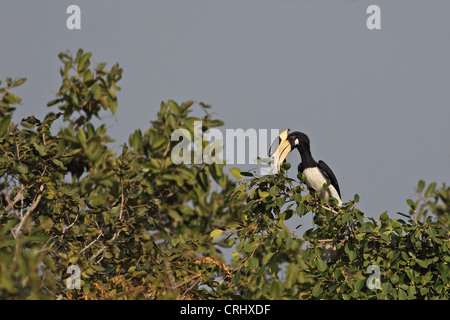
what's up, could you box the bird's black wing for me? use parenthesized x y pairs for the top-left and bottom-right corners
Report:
(317, 160), (341, 197)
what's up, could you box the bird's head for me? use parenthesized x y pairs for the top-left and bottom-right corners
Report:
(268, 129), (310, 171)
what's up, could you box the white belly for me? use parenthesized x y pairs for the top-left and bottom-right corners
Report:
(303, 167), (342, 207)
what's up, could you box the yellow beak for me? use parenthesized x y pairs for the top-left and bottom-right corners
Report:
(268, 129), (292, 172)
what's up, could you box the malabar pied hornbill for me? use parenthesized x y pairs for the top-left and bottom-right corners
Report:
(269, 129), (342, 207)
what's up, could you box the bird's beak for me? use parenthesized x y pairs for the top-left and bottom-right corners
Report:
(268, 129), (292, 172)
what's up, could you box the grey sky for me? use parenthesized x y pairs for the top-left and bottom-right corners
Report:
(2, 1), (450, 226)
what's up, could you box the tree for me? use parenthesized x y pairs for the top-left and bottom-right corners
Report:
(0, 50), (448, 299)
(223, 167), (449, 299)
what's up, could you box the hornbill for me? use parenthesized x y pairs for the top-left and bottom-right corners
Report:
(269, 129), (342, 207)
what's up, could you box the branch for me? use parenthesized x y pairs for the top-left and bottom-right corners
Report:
(78, 230), (104, 258)
(4, 184), (25, 212)
(11, 184), (45, 239)
(119, 177), (124, 220)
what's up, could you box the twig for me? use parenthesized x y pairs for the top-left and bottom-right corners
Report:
(177, 274), (202, 300)
(11, 184), (45, 239)
(4, 184), (24, 212)
(119, 177), (124, 220)
(78, 230), (103, 258)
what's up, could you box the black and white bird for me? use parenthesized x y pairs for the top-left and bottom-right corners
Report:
(269, 129), (342, 207)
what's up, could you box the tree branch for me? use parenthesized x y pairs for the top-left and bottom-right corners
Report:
(11, 184), (45, 239)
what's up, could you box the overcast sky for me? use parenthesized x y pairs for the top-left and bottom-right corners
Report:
(2, 1), (450, 229)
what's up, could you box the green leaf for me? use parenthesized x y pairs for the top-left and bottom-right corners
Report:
(390, 274), (399, 284)
(312, 283), (323, 297)
(0, 115), (11, 138)
(269, 281), (280, 299)
(243, 242), (256, 253)
(33, 142), (47, 157)
(269, 185), (280, 196)
(13, 163), (28, 174)
(229, 167), (242, 179)
(416, 259), (428, 268)
(262, 252), (275, 265)
(354, 279), (365, 292)
(247, 257), (258, 269)
(168, 209), (182, 221)
(152, 136), (166, 149)
(205, 120), (225, 128)
(296, 204), (306, 217)
(77, 126), (87, 144)
(91, 84), (102, 99)
(398, 288), (407, 300)
(168, 100), (179, 115)
(417, 180), (425, 193)
(108, 96), (118, 114)
(52, 159), (66, 170)
(424, 182), (436, 198)
(316, 258), (327, 272)
(345, 243), (357, 261)
(210, 229), (224, 239)
(406, 199), (415, 209)
(227, 222), (240, 229)
(12, 78), (26, 88)
(258, 189), (270, 199)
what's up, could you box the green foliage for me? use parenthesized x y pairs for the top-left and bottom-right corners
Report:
(0, 50), (448, 299)
(0, 50), (240, 300)
(224, 165), (449, 300)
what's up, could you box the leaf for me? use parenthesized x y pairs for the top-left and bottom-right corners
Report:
(424, 182), (436, 198)
(108, 96), (118, 114)
(167, 209), (182, 221)
(398, 288), (407, 300)
(229, 167), (242, 179)
(390, 274), (399, 284)
(210, 229), (224, 239)
(316, 258), (327, 272)
(168, 100), (179, 115)
(406, 199), (415, 209)
(33, 142), (47, 157)
(13, 163), (28, 174)
(0, 115), (11, 138)
(247, 257), (258, 269)
(77, 126), (87, 144)
(129, 130), (143, 152)
(269, 185), (280, 197)
(312, 283), (323, 297)
(262, 252), (275, 265)
(243, 242), (256, 253)
(416, 259), (428, 268)
(269, 281), (280, 299)
(345, 243), (357, 261)
(152, 136), (166, 149)
(296, 204), (306, 217)
(227, 222), (240, 229)
(258, 189), (270, 199)
(205, 119), (225, 127)
(12, 78), (26, 88)
(354, 279), (365, 292)
(417, 180), (425, 193)
(52, 159), (66, 170)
